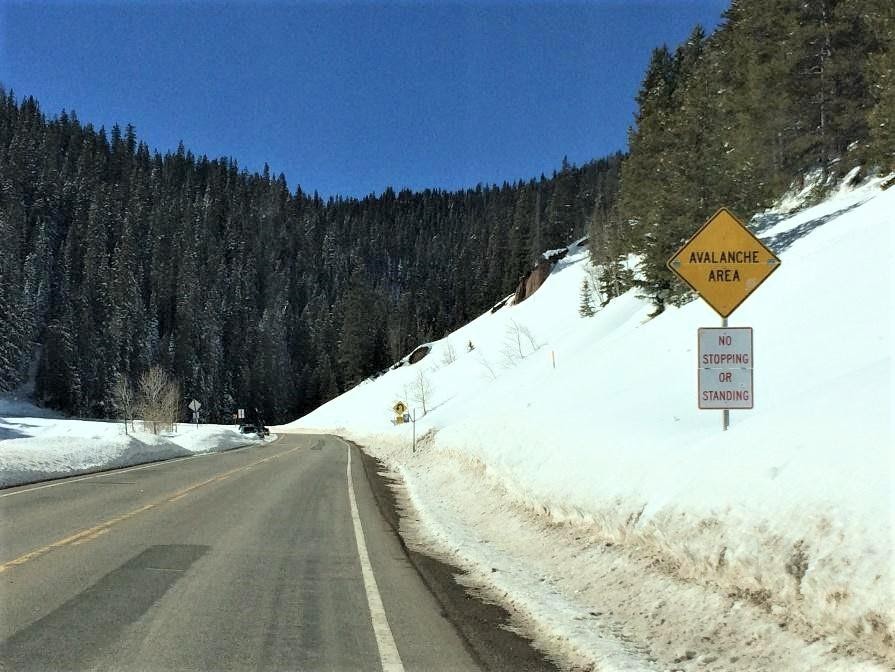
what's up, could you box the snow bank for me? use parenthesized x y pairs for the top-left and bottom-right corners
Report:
(1, 402), (270, 488)
(282, 175), (894, 668)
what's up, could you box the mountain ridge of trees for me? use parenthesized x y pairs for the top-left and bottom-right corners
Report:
(2, 0), (892, 423)
(0, 89), (623, 422)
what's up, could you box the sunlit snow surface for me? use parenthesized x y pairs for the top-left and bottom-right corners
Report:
(0, 400), (269, 487)
(283, 176), (894, 670)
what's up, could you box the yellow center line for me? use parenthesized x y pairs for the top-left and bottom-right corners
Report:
(0, 445), (301, 573)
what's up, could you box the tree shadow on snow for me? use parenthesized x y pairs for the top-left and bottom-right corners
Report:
(0, 419), (37, 440)
(758, 202), (864, 255)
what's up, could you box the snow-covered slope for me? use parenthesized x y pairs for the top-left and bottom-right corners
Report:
(282, 176), (894, 670)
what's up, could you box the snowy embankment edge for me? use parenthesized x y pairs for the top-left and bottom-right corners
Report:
(316, 426), (893, 666)
(0, 431), (278, 490)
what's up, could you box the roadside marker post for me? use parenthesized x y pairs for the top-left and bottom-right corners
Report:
(188, 399), (202, 428)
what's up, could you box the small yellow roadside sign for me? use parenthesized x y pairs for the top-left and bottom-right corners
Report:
(667, 208), (780, 318)
(393, 401), (407, 415)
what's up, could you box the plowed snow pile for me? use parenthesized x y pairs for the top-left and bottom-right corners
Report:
(285, 177), (893, 671)
(0, 402), (268, 488)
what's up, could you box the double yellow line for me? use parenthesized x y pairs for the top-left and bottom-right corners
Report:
(0, 445), (301, 573)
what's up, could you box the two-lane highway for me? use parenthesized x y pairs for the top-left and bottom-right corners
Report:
(0, 434), (480, 671)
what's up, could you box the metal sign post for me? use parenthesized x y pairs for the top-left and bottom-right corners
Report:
(188, 399), (202, 428)
(412, 408), (416, 453)
(722, 317), (729, 432)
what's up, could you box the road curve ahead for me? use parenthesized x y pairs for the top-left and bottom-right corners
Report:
(0, 434), (480, 671)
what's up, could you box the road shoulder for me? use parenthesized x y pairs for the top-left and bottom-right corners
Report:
(353, 441), (558, 672)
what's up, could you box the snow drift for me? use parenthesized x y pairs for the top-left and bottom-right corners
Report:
(0, 400), (270, 488)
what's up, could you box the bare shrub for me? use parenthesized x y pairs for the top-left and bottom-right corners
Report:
(112, 376), (135, 435)
(411, 369), (432, 416)
(477, 354), (497, 381)
(518, 321), (542, 353)
(136, 366), (181, 434)
(502, 319), (542, 367)
(441, 339), (457, 365)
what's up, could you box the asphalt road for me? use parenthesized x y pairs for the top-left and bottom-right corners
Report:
(0, 434), (488, 671)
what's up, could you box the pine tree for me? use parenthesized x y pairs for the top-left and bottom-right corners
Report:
(337, 270), (389, 387)
(862, 0), (895, 171)
(545, 158), (579, 247)
(578, 278), (596, 317)
(0, 208), (34, 391)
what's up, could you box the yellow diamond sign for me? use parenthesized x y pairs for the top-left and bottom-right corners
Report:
(667, 208), (780, 318)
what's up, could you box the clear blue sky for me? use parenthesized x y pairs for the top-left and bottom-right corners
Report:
(1, 1), (728, 198)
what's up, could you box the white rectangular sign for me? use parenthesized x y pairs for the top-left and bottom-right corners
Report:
(698, 368), (753, 409)
(698, 327), (753, 409)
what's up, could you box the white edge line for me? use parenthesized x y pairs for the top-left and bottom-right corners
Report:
(346, 443), (405, 672)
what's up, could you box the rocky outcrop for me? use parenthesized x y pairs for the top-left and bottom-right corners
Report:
(408, 345), (431, 364)
(490, 295), (513, 314)
(513, 248), (569, 305)
(390, 343), (433, 370)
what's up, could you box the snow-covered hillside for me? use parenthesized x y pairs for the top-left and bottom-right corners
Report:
(283, 176), (894, 670)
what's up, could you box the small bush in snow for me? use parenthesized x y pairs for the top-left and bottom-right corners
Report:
(411, 370), (433, 416)
(477, 354), (497, 380)
(136, 366), (181, 435)
(442, 340), (457, 365)
(502, 319), (542, 367)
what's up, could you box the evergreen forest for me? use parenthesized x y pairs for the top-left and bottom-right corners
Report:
(0, 90), (622, 422)
(1, 0), (892, 424)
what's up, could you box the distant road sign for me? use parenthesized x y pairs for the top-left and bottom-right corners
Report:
(668, 208), (780, 317)
(698, 327), (753, 409)
(188, 399), (201, 412)
(393, 401), (407, 415)
(238, 408), (245, 419)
